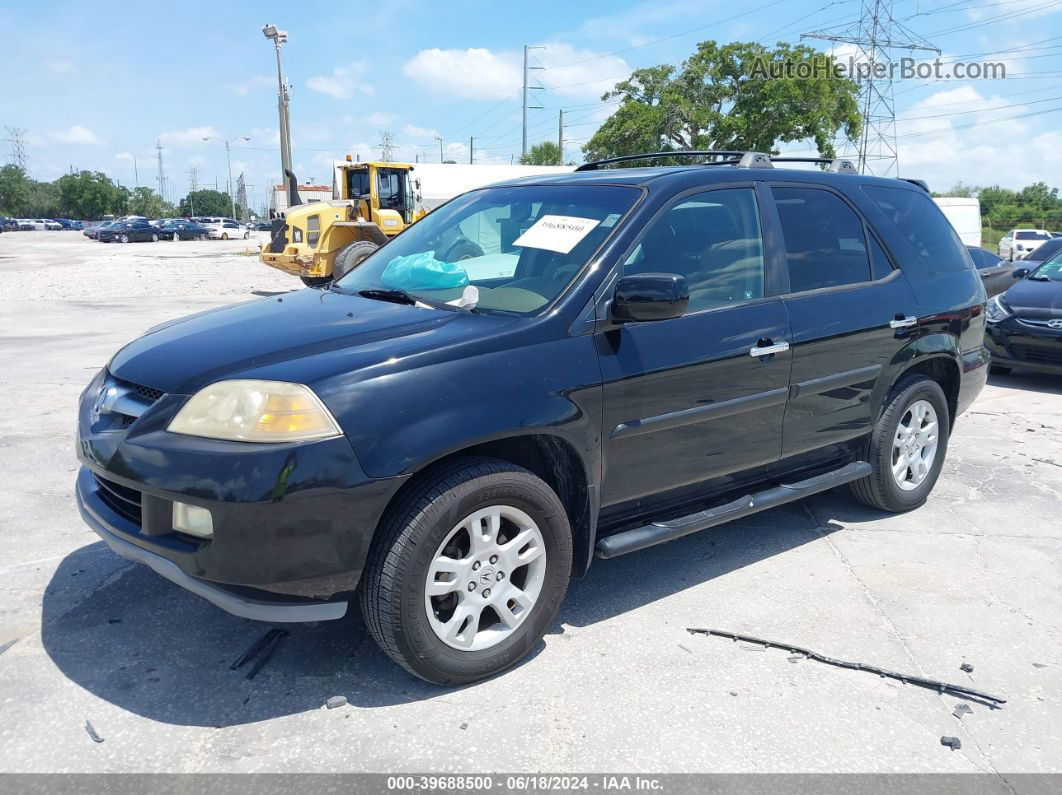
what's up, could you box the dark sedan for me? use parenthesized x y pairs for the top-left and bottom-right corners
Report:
(98, 220), (161, 243)
(159, 221), (209, 241)
(1017, 236), (1062, 271)
(85, 222), (116, 239)
(985, 255), (1062, 375)
(966, 246), (1014, 298)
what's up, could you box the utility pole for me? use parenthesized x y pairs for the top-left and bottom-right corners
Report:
(469, 137), (473, 164)
(186, 166), (198, 216)
(803, 0), (938, 176)
(435, 134), (444, 163)
(133, 154), (139, 188)
(4, 126), (28, 171)
(521, 45), (545, 158)
(557, 110), (564, 165)
(155, 140), (167, 203)
(263, 25), (293, 189)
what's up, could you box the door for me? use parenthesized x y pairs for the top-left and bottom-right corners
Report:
(598, 185), (792, 507)
(769, 184), (918, 458)
(969, 246), (1012, 297)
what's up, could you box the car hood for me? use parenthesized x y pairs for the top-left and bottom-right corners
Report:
(1003, 277), (1062, 317)
(108, 288), (479, 395)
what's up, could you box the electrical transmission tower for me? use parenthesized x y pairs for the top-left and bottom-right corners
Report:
(4, 126), (28, 170)
(186, 166), (199, 215)
(236, 173), (248, 220)
(802, 0), (939, 177)
(155, 140), (168, 202)
(376, 131), (395, 162)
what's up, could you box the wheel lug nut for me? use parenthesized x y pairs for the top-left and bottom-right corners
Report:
(467, 582), (476, 591)
(472, 562), (480, 570)
(489, 555), (498, 564)
(496, 572), (504, 580)
(482, 588), (491, 598)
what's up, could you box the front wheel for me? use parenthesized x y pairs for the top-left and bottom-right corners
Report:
(333, 240), (379, 280)
(221, 233), (229, 240)
(119, 234), (129, 243)
(151, 233), (159, 242)
(850, 375), (950, 513)
(361, 458), (573, 685)
(198, 234), (207, 241)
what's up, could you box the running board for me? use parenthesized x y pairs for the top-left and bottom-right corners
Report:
(594, 461), (872, 559)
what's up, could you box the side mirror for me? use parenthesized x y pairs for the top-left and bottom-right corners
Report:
(1012, 267), (1029, 280)
(611, 273), (689, 323)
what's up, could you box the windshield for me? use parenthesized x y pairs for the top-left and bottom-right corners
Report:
(1030, 255), (1062, 281)
(1016, 231), (1050, 241)
(333, 184), (640, 314)
(346, 168), (371, 199)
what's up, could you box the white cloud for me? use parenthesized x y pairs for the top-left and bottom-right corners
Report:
(367, 111), (396, 126)
(114, 152), (134, 162)
(158, 126), (220, 146)
(306, 62), (374, 99)
(402, 44), (629, 101)
(402, 123), (438, 139)
(48, 125), (103, 145)
(46, 59), (73, 73)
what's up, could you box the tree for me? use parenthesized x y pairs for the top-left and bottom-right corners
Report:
(520, 141), (563, 166)
(55, 170), (127, 219)
(584, 40), (861, 162)
(0, 165), (30, 215)
(178, 189), (232, 217)
(128, 187), (174, 219)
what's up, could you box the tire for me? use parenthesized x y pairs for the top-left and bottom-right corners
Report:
(850, 375), (950, 513)
(361, 458), (573, 685)
(243, 231), (250, 239)
(198, 234), (207, 241)
(333, 240), (379, 280)
(222, 233), (229, 240)
(119, 234), (129, 243)
(443, 239), (485, 262)
(151, 233), (159, 242)
(300, 276), (331, 288)
(172, 233), (180, 241)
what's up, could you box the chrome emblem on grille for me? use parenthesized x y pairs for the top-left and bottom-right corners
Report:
(1048, 319), (1062, 329)
(92, 385), (120, 419)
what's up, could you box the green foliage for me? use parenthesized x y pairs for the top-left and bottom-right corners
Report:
(0, 165), (30, 215)
(178, 189), (233, 217)
(584, 40), (861, 162)
(520, 141), (564, 166)
(128, 187), (174, 219)
(936, 181), (1062, 245)
(54, 170), (129, 219)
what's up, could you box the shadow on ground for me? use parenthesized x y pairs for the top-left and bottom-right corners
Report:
(41, 501), (839, 727)
(987, 371), (1062, 395)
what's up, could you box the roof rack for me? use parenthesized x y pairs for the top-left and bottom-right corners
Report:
(575, 150), (859, 174)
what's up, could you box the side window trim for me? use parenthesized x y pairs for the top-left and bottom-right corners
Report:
(613, 181), (776, 317)
(767, 180), (897, 297)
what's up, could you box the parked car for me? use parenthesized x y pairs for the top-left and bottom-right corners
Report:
(206, 219), (250, 240)
(965, 246), (1013, 297)
(0, 217), (18, 232)
(998, 228), (1051, 261)
(255, 222), (272, 231)
(985, 253), (1062, 375)
(75, 151), (988, 684)
(159, 221), (209, 241)
(1017, 235), (1062, 268)
(98, 220), (162, 243)
(84, 221), (115, 239)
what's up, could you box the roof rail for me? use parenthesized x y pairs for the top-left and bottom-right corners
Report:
(576, 150), (860, 173)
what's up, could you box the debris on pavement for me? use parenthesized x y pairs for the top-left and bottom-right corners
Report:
(229, 628), (288, 681)
(0, 639), (16, 657)
(84, 720), (104, 744)
(460, 722), (469, 730)
(688, 628), (1006, 706)
(326, 696), (347, 709)
(953, 703), (973, 718)
(960, 663), (974, 673)
(940, 736), (962, 751)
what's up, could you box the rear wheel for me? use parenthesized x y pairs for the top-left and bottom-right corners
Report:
(361, 458), (572, 685)
(198, 233), (207, 241)
(151, 233), (159, 242)
(172, 232), (180, 241)
(333, 240), (379, 280)
(119, 234), (129, 243)
(222, 232), (229, 240)
(851, 375), (950, 513)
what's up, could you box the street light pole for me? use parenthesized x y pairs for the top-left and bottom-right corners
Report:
(263, 24), (293, 200)
(203, 135), (250, 219)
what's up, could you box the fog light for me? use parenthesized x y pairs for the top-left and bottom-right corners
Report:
(172, 502), (213, 538)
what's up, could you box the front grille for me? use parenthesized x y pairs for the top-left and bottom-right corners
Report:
(129, 382), (164, 403)
(94, 474), (142, 525)
(1010, 344), (1062, 365)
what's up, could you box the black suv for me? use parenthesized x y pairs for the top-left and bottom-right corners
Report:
(76, 151), (988, 684)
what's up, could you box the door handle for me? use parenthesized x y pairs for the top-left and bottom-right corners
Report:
(749, 341), (790, 357)
(890, 316), (918, 329)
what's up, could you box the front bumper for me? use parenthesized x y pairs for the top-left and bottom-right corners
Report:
(985, 319), (1062, 374)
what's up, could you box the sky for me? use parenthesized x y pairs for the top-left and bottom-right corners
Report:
(3, 0), (1062, 211)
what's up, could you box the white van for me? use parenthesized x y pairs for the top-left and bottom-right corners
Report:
(933, 198), (981, 247)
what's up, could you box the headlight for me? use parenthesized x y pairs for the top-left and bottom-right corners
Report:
(168, 380), (342, 443)
(985, 295), (1012, 324)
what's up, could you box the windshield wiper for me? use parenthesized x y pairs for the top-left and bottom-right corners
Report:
(1027, 274), (1051, 281)
(357, 288), (417, 305)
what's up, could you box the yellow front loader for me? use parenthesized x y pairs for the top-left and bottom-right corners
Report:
(261, 158), (427, 286)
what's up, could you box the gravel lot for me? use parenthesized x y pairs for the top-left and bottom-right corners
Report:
(0, 231), (1060, 775)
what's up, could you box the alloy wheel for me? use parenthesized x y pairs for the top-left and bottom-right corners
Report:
(425, 505), (547, 652)
(891, 399), (939, 491)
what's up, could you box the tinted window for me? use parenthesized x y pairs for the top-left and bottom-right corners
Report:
(773, 187), (871, 292)
(1030, 238), (1062, 260)
(623, 188), (764, 311)
(863, 186), (968, 272)
(869, 234), (894, 280)
(1015, 231), (1050, 241)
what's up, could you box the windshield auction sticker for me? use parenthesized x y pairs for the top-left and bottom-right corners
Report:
(514, 215), (601, 254)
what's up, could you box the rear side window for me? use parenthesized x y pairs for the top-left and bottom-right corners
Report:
(772, 187), (871, 292)
(863, 186), (968, 272)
